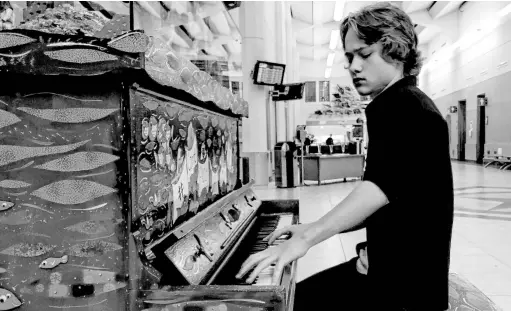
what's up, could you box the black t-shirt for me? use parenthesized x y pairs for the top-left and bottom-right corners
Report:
(326, 137), (334, 145)
(362, 76), (454, 310)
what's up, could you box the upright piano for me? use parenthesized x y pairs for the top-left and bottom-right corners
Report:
(140, 181), (299, 311)
(0, 11), (299, 311)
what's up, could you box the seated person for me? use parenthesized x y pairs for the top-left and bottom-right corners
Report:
(236, 3), (454, 311)
(294, 242), (369, 310)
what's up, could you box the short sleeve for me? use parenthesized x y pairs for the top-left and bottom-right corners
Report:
(363, 100), (447, 203)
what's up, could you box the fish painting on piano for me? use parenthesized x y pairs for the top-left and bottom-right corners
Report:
(0, 89), (130, 311)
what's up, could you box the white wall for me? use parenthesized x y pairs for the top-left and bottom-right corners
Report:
(419, 1), (511, 160)
(419, 1), (511, 100)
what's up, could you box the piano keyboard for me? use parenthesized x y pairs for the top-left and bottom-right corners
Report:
(139, 185), (299, 311)
(240, 214), (294, 286)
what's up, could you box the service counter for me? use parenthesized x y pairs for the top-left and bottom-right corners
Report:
(302, 154), (365, 185)
(306, 142), (358, 155)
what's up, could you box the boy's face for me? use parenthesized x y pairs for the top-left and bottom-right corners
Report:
(344, 28), (403, 97)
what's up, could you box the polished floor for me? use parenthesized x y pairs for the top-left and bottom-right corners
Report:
(254, 161), (511, 311)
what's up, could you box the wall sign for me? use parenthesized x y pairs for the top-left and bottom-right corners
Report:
(478, 97), (488, 106)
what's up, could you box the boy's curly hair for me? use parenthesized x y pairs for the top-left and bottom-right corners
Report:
(340, 2), (423, 76)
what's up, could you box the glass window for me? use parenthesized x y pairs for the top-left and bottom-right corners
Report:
(304, 81), (316, 103)
(319, 81), (330, 102)
(231, 81), (240, 95)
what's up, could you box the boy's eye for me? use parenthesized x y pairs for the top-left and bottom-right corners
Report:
(361, 53), (371, 58)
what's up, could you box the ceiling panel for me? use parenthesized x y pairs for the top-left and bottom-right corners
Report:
(292, 0), (455, 64)
(184, 18), (213, 41)
(296, 28), (315, 46)
(314, 27), (331, 46)
(291, 2), (313, 23)
(402, 1), (434, 13)
(418, 27), (439, 45)
(301, 49), (315, 60)
(312, 1), (337, 24)
(429, 1), (463, 19)
(342, 1), (377, 16)
(315, 48), (331, 60)
(208, 11), (232, 36)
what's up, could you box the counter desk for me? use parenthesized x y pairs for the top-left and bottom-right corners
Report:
(302, 154), (365, 185)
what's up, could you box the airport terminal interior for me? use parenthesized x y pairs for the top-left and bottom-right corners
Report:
(0, 1), (510, 310)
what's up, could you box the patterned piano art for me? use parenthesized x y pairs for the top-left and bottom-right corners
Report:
(140, 286), (286, 311)
(130, 90), (239, 258)
(144, 34), (248, 117)
(0, 91), (130, 310)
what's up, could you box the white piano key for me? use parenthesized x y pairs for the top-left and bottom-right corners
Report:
(275, 214), (293, 231)
(243, 214), (295, 286)
(253, 265), (276, 286)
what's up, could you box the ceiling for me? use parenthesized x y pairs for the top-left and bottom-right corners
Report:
(93, 1), (465, 75)
(95, 1), (243, 70)
(291, 1), (464, 64)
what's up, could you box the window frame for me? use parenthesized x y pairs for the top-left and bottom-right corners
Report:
(304, 81), (317, 103)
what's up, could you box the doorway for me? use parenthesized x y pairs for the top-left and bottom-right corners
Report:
(446, 114), (452, 156)
(476, 94), (486, 164)
(457, 100), (467, 161)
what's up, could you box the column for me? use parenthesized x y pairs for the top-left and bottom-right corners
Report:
(270, 1), (287, 173)
(273, 1), (290, 142)
(293, 47), (304, 129)
(240, 1), (277, 186)
(284, 2), (295, 142)
(275, 2), (288, 143)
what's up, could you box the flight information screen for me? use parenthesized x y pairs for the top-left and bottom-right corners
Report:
(253, 61), (285, 86)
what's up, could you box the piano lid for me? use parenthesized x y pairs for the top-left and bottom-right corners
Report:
(0, 29), (146, 74)
(144, 181), (261, 285)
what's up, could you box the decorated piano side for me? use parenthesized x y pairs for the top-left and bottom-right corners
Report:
(0, 3), (252, 311)
(128, 88), (242, 272)
(0, 74), (132, 311)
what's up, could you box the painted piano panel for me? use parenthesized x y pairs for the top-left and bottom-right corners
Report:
(0, 84), (130, 311)
(129, 89), (239, 253)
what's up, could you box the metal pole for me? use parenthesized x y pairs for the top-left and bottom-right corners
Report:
(300, 145), (304, 186)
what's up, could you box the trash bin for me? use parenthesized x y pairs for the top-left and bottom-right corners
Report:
(275, 141), (299, 188)
(242, 157), (250, 184)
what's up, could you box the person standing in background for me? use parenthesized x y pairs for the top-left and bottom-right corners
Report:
(326, 134), (334, 146)
(303, 135), (311, 155)
(237, 2), (454, 310)
(326, 134), (334, 154)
